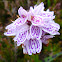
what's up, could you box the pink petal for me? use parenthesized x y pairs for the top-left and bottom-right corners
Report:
(43, 35), (54, 39)
(42, 21), (60, 35)
(31, 15), (42, 26)
(13, 17), (27, 26)
(41, 35), (54, 44)
(5, 23), (15, 29)
(26, 39), (35, 55)
(40, 10), (55, 20)
(4, 29), (16, 36)
(26, 39), (42, 55)
(18, 7), (27, 18)
(30, 25), (42, 39)
(33, 2), (44, 15)
(14, 30), (28, 44)
(15, 23), (29, 34)
(4, 18), (28, 36)
(34, 39), (42, 53)
(4, 23), (16, 36)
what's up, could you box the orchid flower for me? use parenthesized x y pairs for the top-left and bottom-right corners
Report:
(4, 2), (60, 55)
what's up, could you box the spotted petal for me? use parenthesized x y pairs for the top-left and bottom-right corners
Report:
(4, 23), (16, 36)
(30, 25), (42, 39)
(4, 18), (28, 36)
(42, 21), (60, 35)
(17, 38), (22, 46)
(5, 23), (14, 29)
(13, 17), (27, 26)
(4, 29), (16, 36)
(26, 39), (42, 55)
(35, 39), (42, 53)
(40, 11), (55, 18)
(14, 30), (28, 45)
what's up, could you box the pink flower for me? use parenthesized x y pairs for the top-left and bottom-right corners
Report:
(4, 2), (60, 55)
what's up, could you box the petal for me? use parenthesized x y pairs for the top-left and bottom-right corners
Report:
(27, 9), (34, 21)
(4, 20), (29, 36)
(29, 39), (36, 54)
(14, 37), (23, 46)
(4, 23), (16, 36)
(15, 23), (29, 34)
(4, 29), (16, 36)
(26, 39), (42, 55)
(5, 23), (15, 29)
(14, 30), (28, 44)
(31, 15), (42, 26)
(13, 17), (27, 26)
(51, 31), (60, 35)
(28, 2), (44, 21)
(43, 35), (55, 39)
(33, 2), (44, 15)
(42, 21), (60, 35)
(40, 10), (55, 20)
(41, 35), (54, 44)
(35, 39), (42, 53)
(40, 11), (54, 17)
(26, 39), (35, 55)
(30, 6), (33, 11)
(18, 7), (27, 18)
(30, 25), (42, 39)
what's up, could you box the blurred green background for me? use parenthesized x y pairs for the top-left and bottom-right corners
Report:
(0, 0), (62, 62)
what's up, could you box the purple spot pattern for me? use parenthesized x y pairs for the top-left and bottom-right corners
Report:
(14, 18), (27, 26)
(4, 24), (16, 36)
(15, 30), (28, 44)
(42, 21), (60, 35)
(26, 39), (42, 55)
(40, 11), (54, 19)
(30, 25), (41, 39)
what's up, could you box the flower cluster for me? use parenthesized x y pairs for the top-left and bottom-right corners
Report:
(4, 2), (60, 55)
